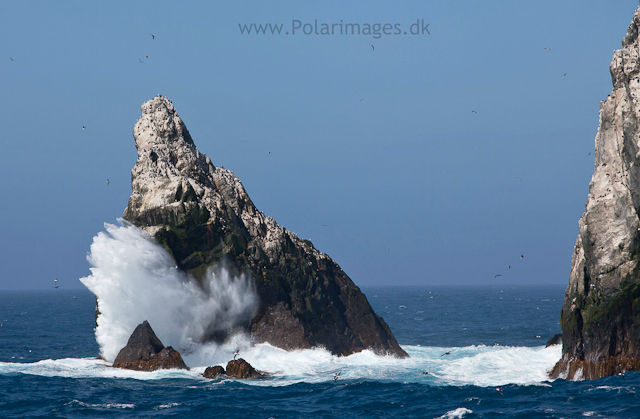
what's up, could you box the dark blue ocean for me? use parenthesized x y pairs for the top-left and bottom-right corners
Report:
(1, 285), (639, 418)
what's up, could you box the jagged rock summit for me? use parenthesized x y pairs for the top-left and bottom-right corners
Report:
(112, 320), (188, 371)
(551, 7), (640, 380)
(122, 95), (407, 358)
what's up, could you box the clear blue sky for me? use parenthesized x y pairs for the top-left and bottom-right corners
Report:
(1, 1), (637, 289)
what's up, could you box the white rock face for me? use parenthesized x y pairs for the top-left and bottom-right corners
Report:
(123, 95), (407, 357)
(553, 8), (640, 380)
(127, 95), (321, 263)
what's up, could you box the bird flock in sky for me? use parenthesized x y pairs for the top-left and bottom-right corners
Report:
(11, 35), (570, 287)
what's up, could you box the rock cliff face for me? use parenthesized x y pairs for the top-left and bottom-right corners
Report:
(122, 95), (407, 358)
(551, 7), (640, 380)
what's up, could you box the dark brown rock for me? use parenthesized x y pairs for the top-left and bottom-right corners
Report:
(112, 321), (188, 371)
(225, 358), (264, 379)
(203, 365), (226, 379)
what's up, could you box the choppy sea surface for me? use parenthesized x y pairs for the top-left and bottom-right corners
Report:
(1, 285), (639, 418)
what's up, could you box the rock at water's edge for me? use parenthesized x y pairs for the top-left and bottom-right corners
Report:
(225, 358), (264, 379)
(112, 321), (188, 371)
(551, 6), (640, 380)
(203, 365), (226, 379)
(121, 95), (407, 358)
(545, 333), (562, 348)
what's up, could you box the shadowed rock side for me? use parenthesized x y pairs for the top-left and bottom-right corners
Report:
(112, 321), (188, 371)
(551, 7), (640, 380)
(122, 95), (407, 358)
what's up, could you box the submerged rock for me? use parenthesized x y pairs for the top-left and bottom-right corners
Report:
(121, 95), (407, 358)
(551, 6), (640, 380)
(112, 321), (188, 371)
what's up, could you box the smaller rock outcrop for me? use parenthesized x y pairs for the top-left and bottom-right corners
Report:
(112, 320), (188, 371)
(545, 333), (562, 348)
(203, 365), (226, 379)
(225, 358), (264, 379)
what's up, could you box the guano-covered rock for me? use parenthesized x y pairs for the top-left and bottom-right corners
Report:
(122, 95), (407, 358)
(551, 7), (640, 380)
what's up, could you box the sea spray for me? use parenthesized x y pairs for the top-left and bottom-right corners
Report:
(80, 221), (258, 365)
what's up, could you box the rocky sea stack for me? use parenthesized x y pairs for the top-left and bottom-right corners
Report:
(551, 7), (640, 380)
(121, 95), (407, 358)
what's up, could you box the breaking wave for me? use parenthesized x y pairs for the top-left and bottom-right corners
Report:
(79, 221), (258, 366)
(0, 344), (562, 387)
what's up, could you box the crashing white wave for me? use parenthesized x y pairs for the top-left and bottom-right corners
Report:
(0, 343), (562, 388)
(79, 221), (258, 365)
(62, 220), (564, 387)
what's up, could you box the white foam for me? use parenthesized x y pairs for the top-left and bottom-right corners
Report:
(0, 343), (562, 387)
(68, 400), (135, 409)
(80, 222), (257, 365)
(436, 407), (473, 419)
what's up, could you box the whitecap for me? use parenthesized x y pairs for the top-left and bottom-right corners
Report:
(436, 407), (472, 419)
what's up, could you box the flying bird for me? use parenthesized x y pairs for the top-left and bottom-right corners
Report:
(233, 350), (240, 360)
(507, 265), (511, 269)
(544, 47), (551, 50)
(441, 352), (451, 357)
(106, 179), (110, 186)
(334, 371), (342, 381)
(151, 34), (155, 40)
(139, 58), (144, 63)
(371, 45), (374, 51)
(494, 274), (502, 278)
(517, 178), (522, 182)
(54, 278), (59, 289)
(562, 73), (567, 77)
(520, 255), (524, 259)
(10, 57), (15, 61)
(82, 126), (86, 130)
(496, 387), (503, 396)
